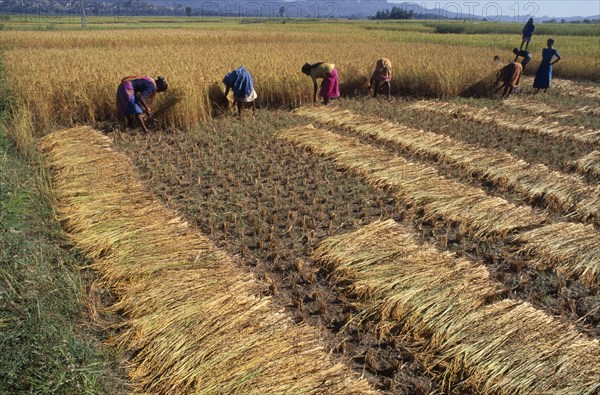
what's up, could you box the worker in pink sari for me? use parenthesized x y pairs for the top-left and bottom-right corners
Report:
(301, 62), (340, 105)
(116, 76), (168, 132)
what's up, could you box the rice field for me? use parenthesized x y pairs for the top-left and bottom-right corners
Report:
(2, 17), (599, 395)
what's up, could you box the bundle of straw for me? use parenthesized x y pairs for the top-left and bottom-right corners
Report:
(567, 150), (600, 179)
(279, 125), (546, 237)
(315, 220), (600, 394)
(294, 107), (598, 221)
(410, 101), (600, 145)
(501, 99), (600, 119)
(39, 126), (376, 395)
(515, 222), (600, 287)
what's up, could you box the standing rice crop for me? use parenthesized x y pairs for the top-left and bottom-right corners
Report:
(0, 28), (499, 138)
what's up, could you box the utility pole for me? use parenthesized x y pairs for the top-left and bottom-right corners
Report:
(80, 0), (87, 29)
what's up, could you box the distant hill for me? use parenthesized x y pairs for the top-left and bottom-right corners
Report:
(386, 2), (599, 22)
(1, 0), (598, 21)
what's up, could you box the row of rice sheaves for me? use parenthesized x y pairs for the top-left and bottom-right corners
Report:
(500, 99), (600, 119)
(409, 100), (600, 145)
(313, 219), (600, 395)
(568, 150), (600, 179)
(279, 125), (546, 237)
(293, 106), (599, 222)
(279, 125), (599, 287)
(39, 127), (376, 395)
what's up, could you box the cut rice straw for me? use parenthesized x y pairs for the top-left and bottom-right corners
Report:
(39, 126), (377, 395)
(550, 78), (600, 101)
(294, 107), (599, 222)
(568, 150), (600, 179)
(501, 99), (600, 119)
(278, 125), (546, 237)
(314, 220), (600, 395)
(410, 101), (600, 145)
(515, 222), (600, 287)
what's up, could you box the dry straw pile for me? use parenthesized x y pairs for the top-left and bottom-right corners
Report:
(294, 107), (599, 222)
(550, 78), (600, 100)
(278, 125), (547, 237)
(314, 220), (600, 394)
(410, 101), (600, 145)
(516, 222), (600, 287)
(568, 150), (600, 178)
(39, 127), (376, 395)
(501, 99), (600, 119)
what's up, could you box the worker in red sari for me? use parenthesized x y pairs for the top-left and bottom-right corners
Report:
(369, 57), (392, 100)
(301, 62), (340, 105)
(116, 76), (168, 132)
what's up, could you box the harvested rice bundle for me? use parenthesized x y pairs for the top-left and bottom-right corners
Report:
(39, 126), (377, 395)
(313, 220), (502, 333)
(294, 107), (597, 220)
(279, 125), (546, 237)
(567, 150), (600, 179)
(441, 300), (600, 395)
(501, 99), (600, 118)
(410, 101), (600, 145)
(515, 222), (600, 287)
(113, 269), (372, 395)
(315, 220), (600, 395)
(550, 78), (600, 100)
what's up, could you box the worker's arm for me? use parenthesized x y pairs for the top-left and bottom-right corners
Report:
(136, 92), (152, 118)
(312, 80), (318, 103)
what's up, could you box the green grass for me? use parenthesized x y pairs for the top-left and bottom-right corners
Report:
(0, 50), (127, 393)
(0, 129), (127, 394)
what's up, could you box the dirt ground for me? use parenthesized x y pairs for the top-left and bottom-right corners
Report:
(109, 101), (599, 394)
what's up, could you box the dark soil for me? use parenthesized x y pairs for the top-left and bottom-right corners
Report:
(109, 107), (599, 394)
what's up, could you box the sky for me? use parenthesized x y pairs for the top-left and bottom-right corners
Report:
(391, 1), (600, 18)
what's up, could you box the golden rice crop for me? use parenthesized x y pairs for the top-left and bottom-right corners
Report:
(0, 28), (500, 138)
(294, 107), (598, 221)
(515, 222), (600, 287)
(568, 150), (600, 178)
(410, 100), (600, 145)
(39, 126), (377, 395)
(278, 125), (546, 237)
(314, 220), (600, 394)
